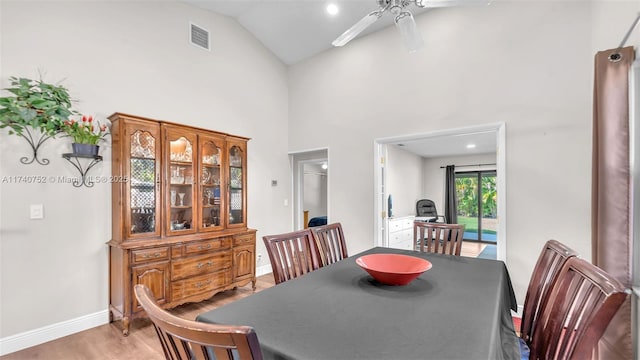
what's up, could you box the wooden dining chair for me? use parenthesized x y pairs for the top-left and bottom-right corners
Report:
(413, 221), (465, 256)
(262, 228), (322, 284)
(133, 285), (263, 360)
(311, 222), (348, 266)
(519, 240), (578, 346)
(527, 257), (628, 360)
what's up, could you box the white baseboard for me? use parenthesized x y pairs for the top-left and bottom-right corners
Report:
(256, 264), (271, 277)
(1, 267), (274, 356)
(0, 310), (109, 356)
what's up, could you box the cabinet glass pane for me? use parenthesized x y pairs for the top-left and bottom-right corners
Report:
(129, 130), (156, 234)
(202, 141), (221, 166)
(229, 146), (242, 167)
(229, 189), (243, 224)
(202, 141), (222, 228)
(170, 137), (193, 162)
(228, 145), (243, 225)
(230, 167), (242, 189)
(169, 136), (193, 231)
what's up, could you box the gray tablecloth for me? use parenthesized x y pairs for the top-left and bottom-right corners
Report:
(197, 247), (520, 360)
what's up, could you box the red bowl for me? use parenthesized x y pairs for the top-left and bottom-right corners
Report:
(356, 253), (432, 285)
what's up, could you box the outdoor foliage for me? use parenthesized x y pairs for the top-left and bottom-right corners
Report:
(455, 175), (497, 218)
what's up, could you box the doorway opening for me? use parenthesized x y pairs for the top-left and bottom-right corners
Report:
(374, 123), (506, 262)
(289, 149), (329, 230)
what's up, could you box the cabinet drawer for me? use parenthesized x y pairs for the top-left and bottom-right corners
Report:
(131, 247), (170, 264)
(185, 238), (230, 255)
(171, 270), (231, 301)
(389, 232), (403, 244)
(401, 219), (414, 230)
(171, 252), (231, 280)
(233, 234), (255, 246)
(388, 220), (403, 233)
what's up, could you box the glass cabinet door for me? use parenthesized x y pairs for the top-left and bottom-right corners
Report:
(199, 135), (225, 232)
(227, 140), (246, 227)
(126, 124), (161, 239)
(165, 128), (197, 235)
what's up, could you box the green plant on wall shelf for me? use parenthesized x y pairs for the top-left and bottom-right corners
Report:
(0, 76), (77, 165)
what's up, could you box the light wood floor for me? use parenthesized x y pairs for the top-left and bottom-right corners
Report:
(1, 242), (488, 360)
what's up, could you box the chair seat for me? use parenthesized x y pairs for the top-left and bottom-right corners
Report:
(519, 337), (530, 360)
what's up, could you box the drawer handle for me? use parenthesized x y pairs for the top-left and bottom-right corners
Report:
(196, 260), (214, 269)
(142, 252), (162, 259)
(198, 244), (213, 250)
(194, 280), (212, 288)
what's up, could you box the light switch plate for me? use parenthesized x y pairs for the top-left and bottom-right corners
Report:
(30, 204), (44, 219)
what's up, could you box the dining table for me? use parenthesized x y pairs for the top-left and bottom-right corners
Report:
(197, 246), (521, 360)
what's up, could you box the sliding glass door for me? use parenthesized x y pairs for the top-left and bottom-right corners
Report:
(455, 171), (497, 243)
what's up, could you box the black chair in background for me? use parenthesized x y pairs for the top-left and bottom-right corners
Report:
(416, 199), (446, 223)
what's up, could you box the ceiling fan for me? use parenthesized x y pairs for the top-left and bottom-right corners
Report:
(332, 0), (490, 52)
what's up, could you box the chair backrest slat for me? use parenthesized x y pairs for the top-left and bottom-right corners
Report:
(520, 240), (578, 345)
(263, 229), (322, 284)
(311, 222), (348, 266)
(134, 285), (263, 360)
(413, 221), (464, 256)
(528, 257), (628, 360)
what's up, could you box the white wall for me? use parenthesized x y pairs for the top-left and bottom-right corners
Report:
(422, 153), (497, 214)
(0, 0), (289, 344)
(386, 145), (423, 218)
(288, 1), (640, 305)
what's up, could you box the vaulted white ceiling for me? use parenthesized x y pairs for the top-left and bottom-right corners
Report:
(182, 0), (496, 159)
(183, 0), (432, 65)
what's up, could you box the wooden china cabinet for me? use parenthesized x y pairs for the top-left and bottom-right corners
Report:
(107, 113), (255, 335)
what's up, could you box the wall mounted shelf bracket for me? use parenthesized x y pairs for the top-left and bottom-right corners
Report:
(62, 153), (103, 187)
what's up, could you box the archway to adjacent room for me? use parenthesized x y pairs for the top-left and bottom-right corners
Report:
(373, 123), (506, 262)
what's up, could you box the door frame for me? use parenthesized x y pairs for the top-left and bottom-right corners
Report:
(289, 148), (330, 230)
(374, 123), (507, 263)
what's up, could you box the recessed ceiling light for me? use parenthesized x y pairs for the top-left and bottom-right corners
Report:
(321, 162), (328, 170)
(466, 144), (476, 149)
(326, 3), (339, 15)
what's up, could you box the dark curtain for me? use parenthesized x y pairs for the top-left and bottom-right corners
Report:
(444, 165), (457, 224)
(592, 46), (634, 360)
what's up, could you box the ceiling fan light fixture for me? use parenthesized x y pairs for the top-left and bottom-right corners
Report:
(332, 10), (384, 47)
(395, 11), (424, 53)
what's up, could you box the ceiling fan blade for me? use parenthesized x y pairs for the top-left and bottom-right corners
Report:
(395, 12), (424, 53)
(332, 9), (385, 47)
(415, 0), (491, 8)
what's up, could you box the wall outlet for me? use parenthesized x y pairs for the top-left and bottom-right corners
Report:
(257, 254), (262, 263)
(30, 204), (44, 219)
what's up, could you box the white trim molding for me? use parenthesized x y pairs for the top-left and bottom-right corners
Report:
(0, 310), (109, 356)
(256, 263), (272, 277)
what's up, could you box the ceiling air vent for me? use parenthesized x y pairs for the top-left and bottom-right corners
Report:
(190, 23), (210, 51)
